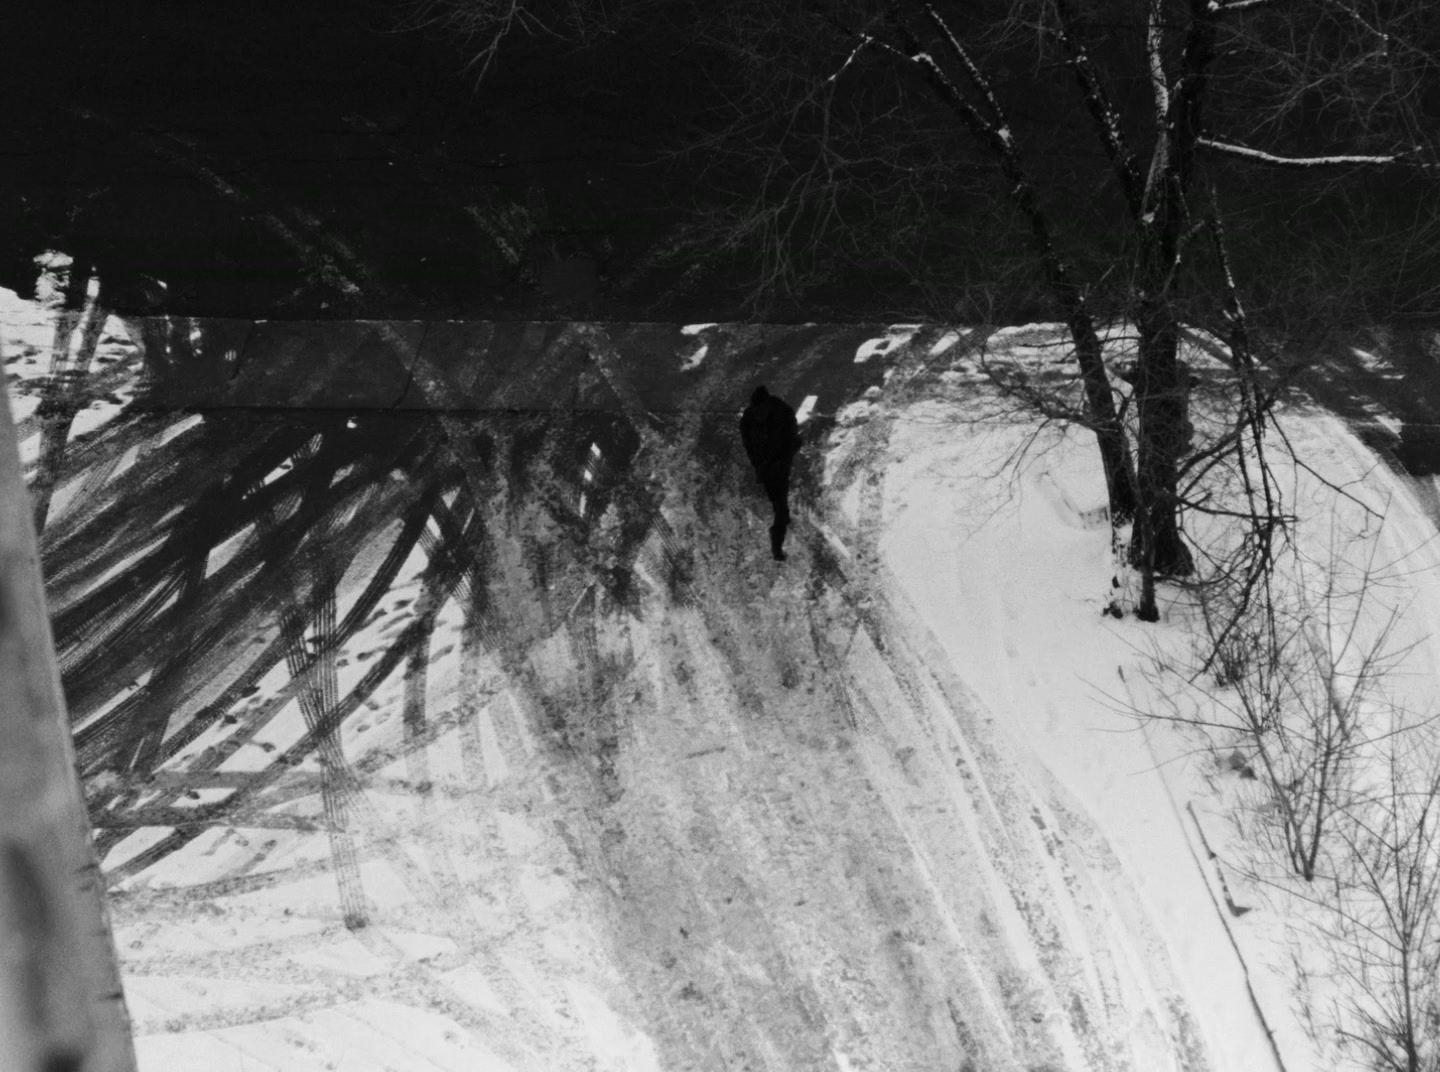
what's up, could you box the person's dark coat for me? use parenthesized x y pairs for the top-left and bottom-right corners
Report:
(740, 386), (802, 480)
(740, 386), (802, 559)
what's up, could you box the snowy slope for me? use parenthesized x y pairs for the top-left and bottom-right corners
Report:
(864, 398), (1286, 1071)
(862, 358), (1440, 1072)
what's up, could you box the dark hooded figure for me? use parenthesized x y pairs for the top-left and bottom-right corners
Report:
(740, 385), (803, 560)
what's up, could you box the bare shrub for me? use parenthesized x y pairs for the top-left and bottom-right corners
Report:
(1313, 724), (1440, 1072)
(1191, 527), (1410, 882)
(1141, 488), (1440, 1070)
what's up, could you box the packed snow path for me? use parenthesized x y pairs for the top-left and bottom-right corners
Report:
(4, 299), (1246, 1070)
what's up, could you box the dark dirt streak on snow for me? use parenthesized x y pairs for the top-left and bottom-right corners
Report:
(140, 483), (442, 773)
(86, 470), (423, 838)
(272, 441), (442, 931)
(277, 567), (369, 930)
(72, 424), (450, 895)
(335, 479), (652, 1067)
(357, 343), (1115, 1067)
(474, 411), (988, 1069)
(40, 416), (262, 595)
(360, 494), (502, 928)
(57, 420), (327, 715)
(102, 497), (566, 1055)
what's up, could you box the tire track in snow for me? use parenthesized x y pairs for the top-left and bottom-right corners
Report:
(824, 397), (1213, 1071)
(486, 409), (1034, 1069)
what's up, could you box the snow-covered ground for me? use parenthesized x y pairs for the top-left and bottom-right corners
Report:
(7, 285), (1440, 1070)
(854, 403), (1287, 1072)
(850, 340), (1440, 1072)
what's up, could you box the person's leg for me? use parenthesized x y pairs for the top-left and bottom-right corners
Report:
(763, 470), (791, 559)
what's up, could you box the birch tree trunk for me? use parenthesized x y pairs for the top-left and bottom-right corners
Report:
(0, 379), (136, 1071)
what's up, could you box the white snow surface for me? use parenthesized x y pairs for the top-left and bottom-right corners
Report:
(860, 387), (1440, 1072)
(872, 406), (1283, 1071)
(854, 324), (919, 363)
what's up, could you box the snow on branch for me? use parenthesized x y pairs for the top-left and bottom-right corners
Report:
(1052, 0), (1143, 217)
(1198, 137), (1434, 168)
(827, 34), (875, 83)
(923, 3), (1005, 124)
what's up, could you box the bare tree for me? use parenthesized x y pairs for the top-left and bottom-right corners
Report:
(397, 0), (636, 78)
(1128, 478), (1440, 1068)
(1197, 525), (1410, 882)
(1317, 726), (1440, 1072)
(410, 0), (1440, 618)
(877, 0), (1435, 616)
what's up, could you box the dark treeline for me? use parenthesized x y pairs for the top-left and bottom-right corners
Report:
(0, 0), (1435, 327)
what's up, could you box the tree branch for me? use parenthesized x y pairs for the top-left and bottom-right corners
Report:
(920, 1), (1006, 125)
(1217, 0), (1281, 11)
(1051, 0), (1145, 218)
(1199, 137), (1436, 168)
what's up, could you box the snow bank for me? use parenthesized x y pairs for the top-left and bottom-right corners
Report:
(864, 403), (1282, 1071)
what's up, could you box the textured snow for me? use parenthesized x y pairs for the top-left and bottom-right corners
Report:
(853, 324), (919, 363)
(877, 405), (1283, 1071)
(873, 392), (1440, 1072)
(678, 342), (707, 371)
(104, 380), (1321, 1070)
(8, 285), (1439, 1069)
(928, 330), (962, 357)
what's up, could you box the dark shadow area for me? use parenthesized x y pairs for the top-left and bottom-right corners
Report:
(23, 313), (911, 893)
(4, 0), (1435, 328)
(1296, 321), (1440, 477)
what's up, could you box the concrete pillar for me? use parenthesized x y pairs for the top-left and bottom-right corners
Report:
(0, 380), (137, 1072)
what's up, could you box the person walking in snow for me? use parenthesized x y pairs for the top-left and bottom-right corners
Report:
(740, 385), (803, 561)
